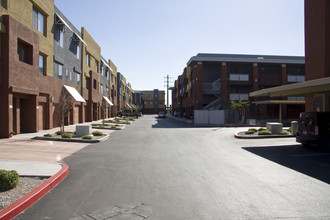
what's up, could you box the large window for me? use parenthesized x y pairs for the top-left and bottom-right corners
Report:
(39, 54), (45, 75)
(17, 40), (32, 65)
(58, 63), (63, 79)
(86, 53), (90, 66)
(77, 73), (81, 84)
(59, 29), (64, 47)
(101, 65), (104, 76)
(95, 60), (98, 73)
(76, 45), (80, 59)
(32, 7), (45, 35)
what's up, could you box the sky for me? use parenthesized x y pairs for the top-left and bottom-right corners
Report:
(54, 0), (304, 103)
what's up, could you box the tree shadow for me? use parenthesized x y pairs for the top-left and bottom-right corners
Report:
(243, 145), (330, 184)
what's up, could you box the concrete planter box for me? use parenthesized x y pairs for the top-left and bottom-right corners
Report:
(266, 122), (283, 134)
(76, 125), (91, 137)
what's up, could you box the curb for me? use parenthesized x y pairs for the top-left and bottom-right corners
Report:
(32, 133), (109, 143)
(234, 132), (295, 139)
(0, 163), (69, 220)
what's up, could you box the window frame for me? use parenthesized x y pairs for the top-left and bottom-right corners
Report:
(32, 7), (45, 35)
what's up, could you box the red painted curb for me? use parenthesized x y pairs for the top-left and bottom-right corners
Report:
(0, 163), (69, 220)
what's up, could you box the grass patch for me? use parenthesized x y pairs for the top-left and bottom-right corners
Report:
(44, 133), (52, 137)
(258, 130), (272, 135)
(92, 131), (103, 136)
(245, 130), (255, 135)
(280, 131), (289, 135)
(61, 132), (72, 139)
(82, 135), (92, 140)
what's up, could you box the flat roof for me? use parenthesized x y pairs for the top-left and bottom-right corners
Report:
(250, 77), (330, 98)
(187, 53), (305, 66)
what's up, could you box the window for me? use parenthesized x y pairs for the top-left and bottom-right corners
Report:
(39, 54), (45, 75)
(86, 53), (90, 66)
(101, 65), (104, 76)
(111, 75), (113, 83)
(76, 45), (80, 59)
(77, 73), (81, 84)
(17, 40), (32, 65)
(32, 7), (44, 35)
(101, 84), (104, 93)
(58, 63), (63, 79)
(95, 60), (98, 73)
(69, 71), (72, 81)
(1, 0), (7, 8)
(107, 87), (109, 96)
(93, 79), (97, 89)
(59, 29), (64, 47)
(105, 69), (108, 79)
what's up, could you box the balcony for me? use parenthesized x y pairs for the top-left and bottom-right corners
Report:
(230, 74), (249, 81)
(287, 75), (305, 82)
(229, 93), (249, 101)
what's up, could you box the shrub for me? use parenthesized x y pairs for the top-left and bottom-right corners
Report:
(91, 124), (98, 126)
(61, 132), (72, 139)
(245, 130), (255, 134)
(280, 131), (289, 135)
(82, 135), (92, 140)
(0, 170), (19, 191)
(111, 126), (117, 128)
(74, 131), (76, 135)
(115, 124), (120, 127)
(258, 130), (272, 135)
(258, 127), (266, 132)
(287, 127), (292, 133)
(56, 131), (62, 135)
(247, 128), (257, 133)
(103, 123), (109, 126)
(92, 131), (103, 136)
(99, 125), (105, 128)
(44, 133), (52, 137)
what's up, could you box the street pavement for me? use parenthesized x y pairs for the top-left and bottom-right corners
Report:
(15, 115), (330, 220)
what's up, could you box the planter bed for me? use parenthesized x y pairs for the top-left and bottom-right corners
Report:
(33, 132), (109, 143)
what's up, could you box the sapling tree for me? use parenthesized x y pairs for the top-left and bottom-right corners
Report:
(57, 88), (74, 134)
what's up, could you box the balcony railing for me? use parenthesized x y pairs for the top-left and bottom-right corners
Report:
(230, 74), (249, 81)
(287, 75), (305, 82)
(229, 93), (249, 101)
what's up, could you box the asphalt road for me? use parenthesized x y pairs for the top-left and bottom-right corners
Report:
(17, 115), (330, 220)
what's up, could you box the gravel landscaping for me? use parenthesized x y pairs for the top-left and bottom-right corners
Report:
(0, 177), (46, 211)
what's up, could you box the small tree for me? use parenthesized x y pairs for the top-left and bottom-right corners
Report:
(57, 88), (74, 134)
(230, 100), (250, 123)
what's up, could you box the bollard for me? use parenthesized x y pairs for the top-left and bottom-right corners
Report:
(291, 121), (298, 136)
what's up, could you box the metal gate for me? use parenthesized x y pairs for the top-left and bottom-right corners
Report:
(194, 110), (224, 125)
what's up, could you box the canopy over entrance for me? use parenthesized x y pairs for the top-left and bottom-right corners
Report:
(63, 85), (85, 103)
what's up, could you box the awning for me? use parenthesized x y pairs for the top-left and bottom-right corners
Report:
(252, 100), (305, 105)
(103, 96), (114, 106)
(250, 77), (330, 98)
(101, 58), (113, 72)
(64, 85), (86, 102)
(55, 13), (73, 32)
(73, 32), (87, 46)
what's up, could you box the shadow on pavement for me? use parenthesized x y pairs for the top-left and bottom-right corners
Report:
(151, 117), (193, 129)
(243, 144), (330, 185)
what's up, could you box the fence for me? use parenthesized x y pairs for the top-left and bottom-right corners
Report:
(194, 110), (225, 125)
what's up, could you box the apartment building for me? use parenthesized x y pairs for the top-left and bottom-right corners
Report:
(172, 53), (305, 122)
(109, 59), (118, 116)
(0, 0), (55, 137)
(133, 90), (166, 114)
(0, 1), (126, 138)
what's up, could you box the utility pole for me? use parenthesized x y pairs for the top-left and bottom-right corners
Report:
(164, 75), (172, 112)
